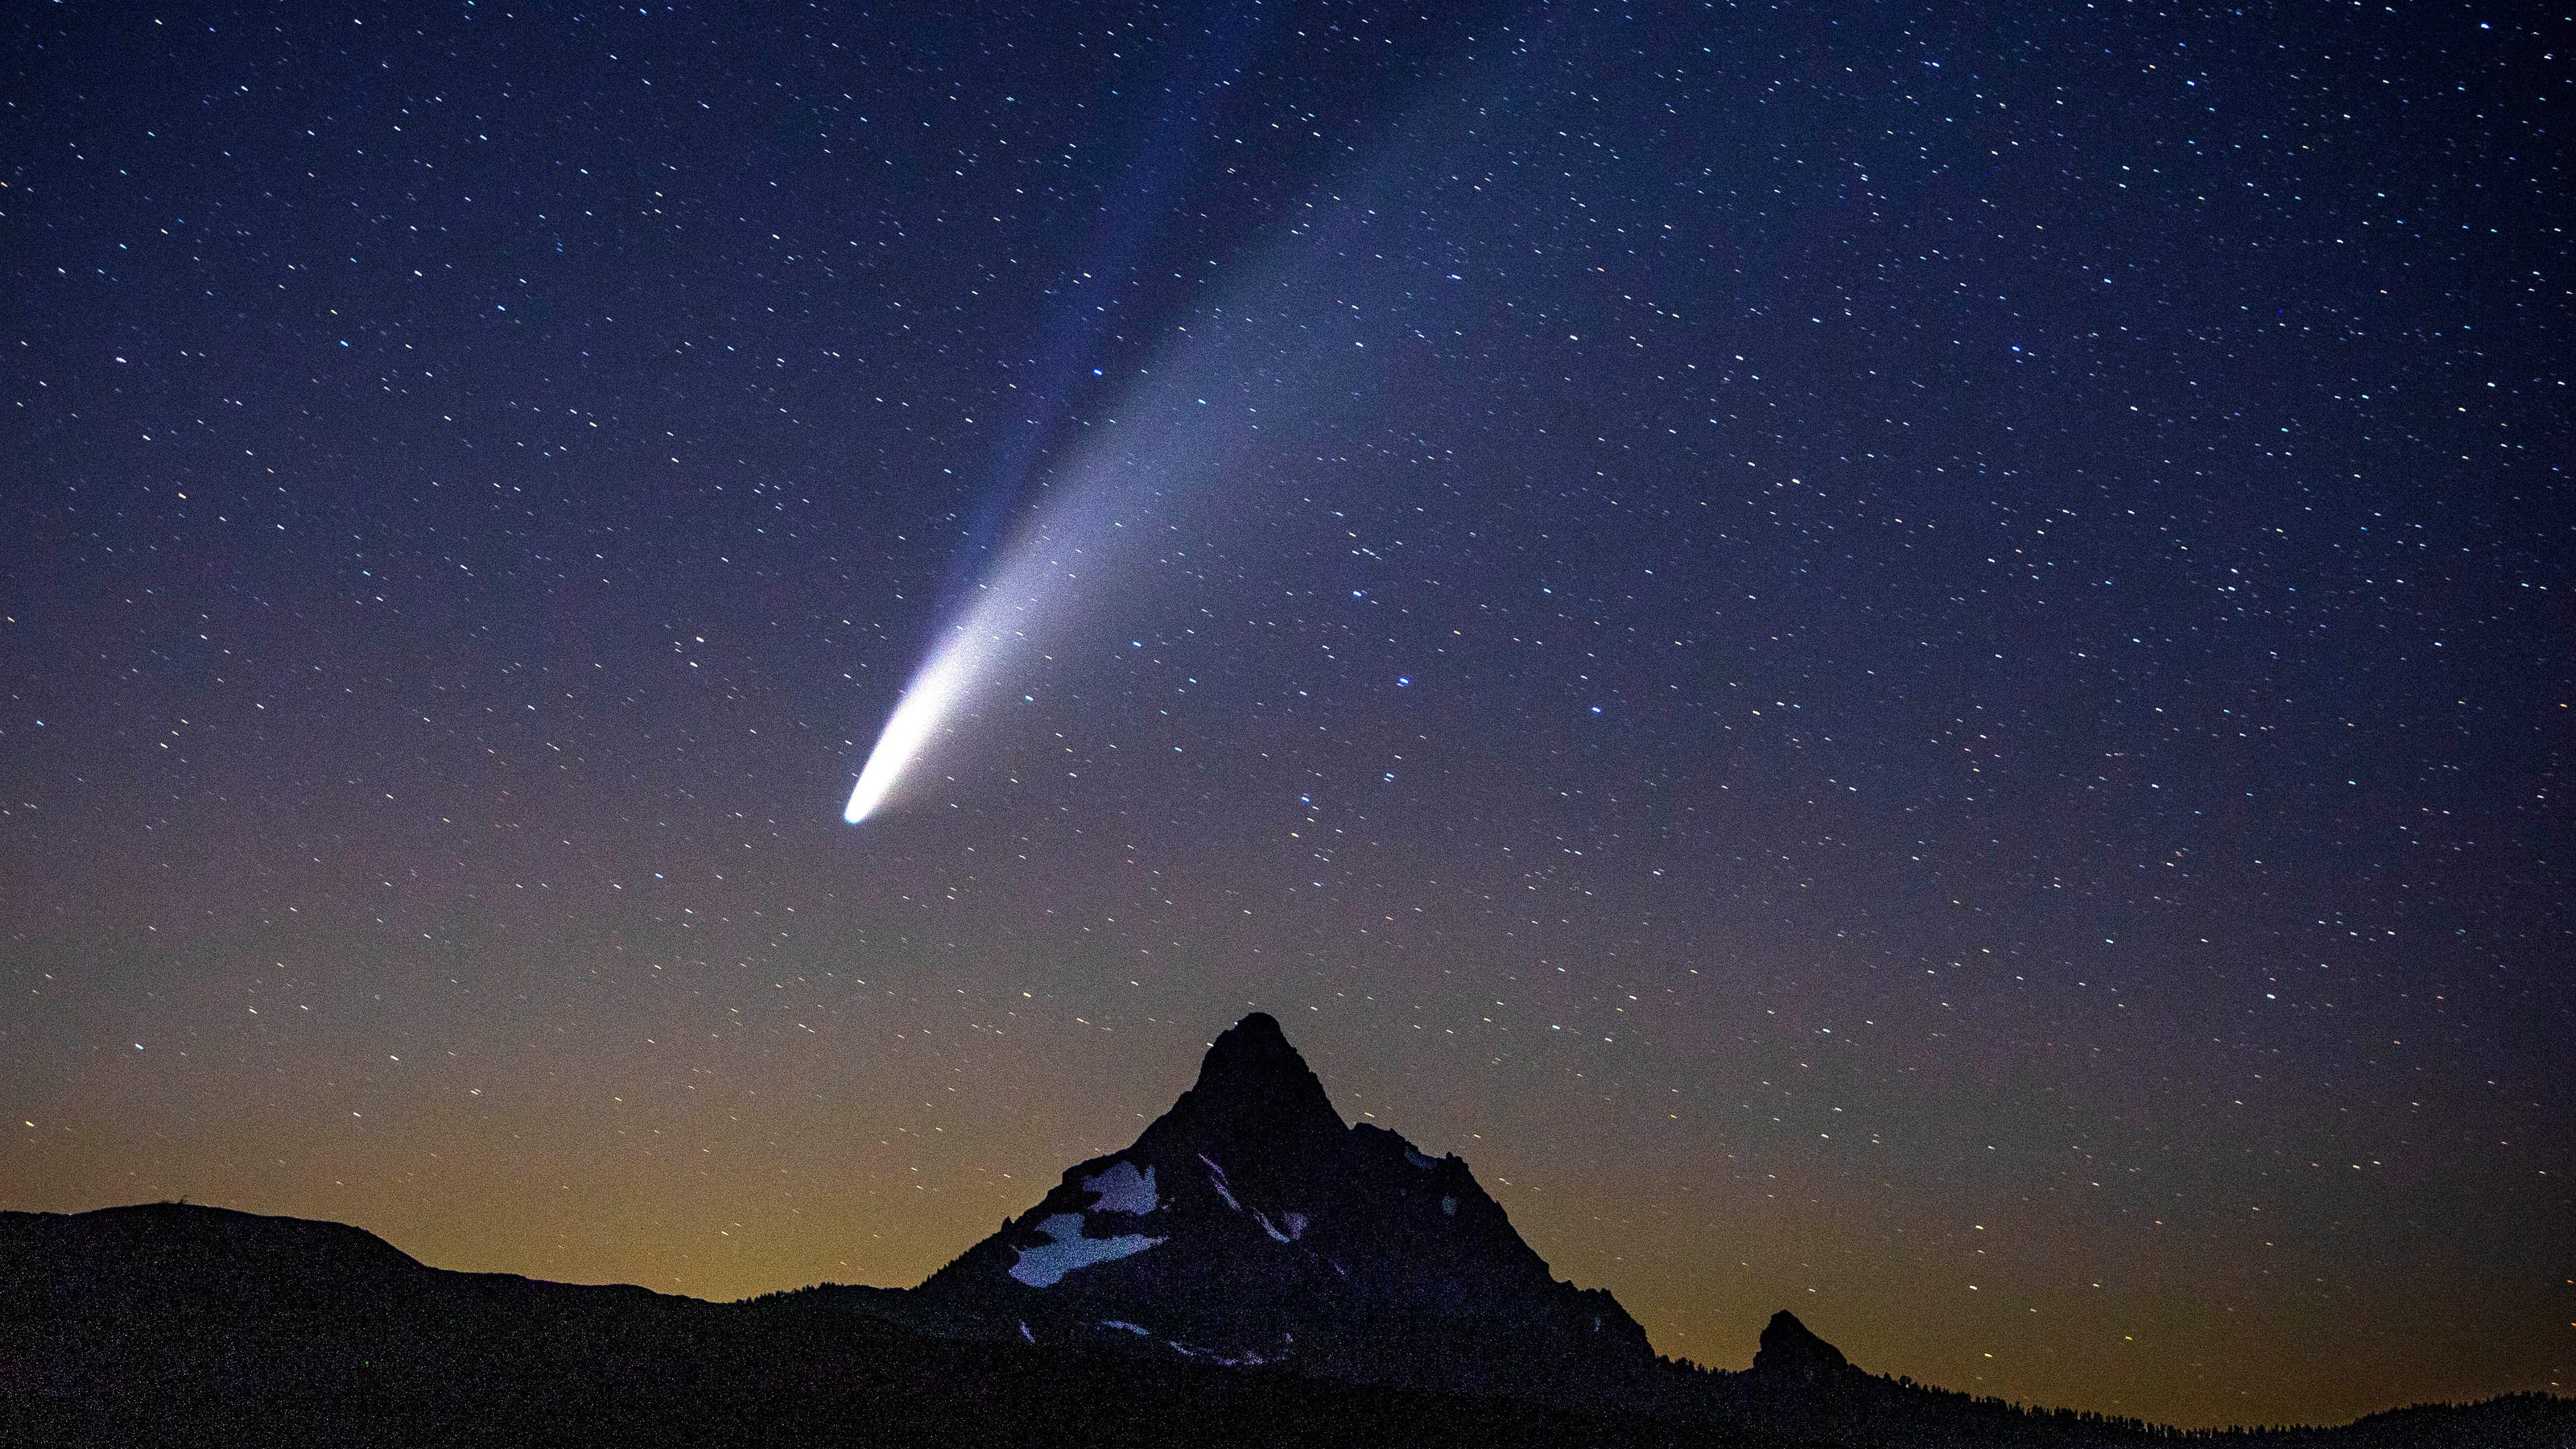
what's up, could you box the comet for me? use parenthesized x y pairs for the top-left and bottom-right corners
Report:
(840, 527), (1079, 826)
(840, 24), (1269, 830)
(840, 625), (981, 826)
(836, 303), (1352, 828)
(836, 316), (1253, 829)
(838, 119), (1379, 827)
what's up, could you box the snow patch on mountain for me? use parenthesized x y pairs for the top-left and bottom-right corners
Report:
(1197, 1154), (1241, 1212)
(1084, 1161), (1158, 1216)
(1006, 1213), (1166, 1287)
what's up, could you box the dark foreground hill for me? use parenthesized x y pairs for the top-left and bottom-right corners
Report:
(0, 1200), (1749, 1449)
(4, 1015), (2567, 1447)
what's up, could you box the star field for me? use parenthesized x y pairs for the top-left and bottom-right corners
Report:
(2, 1), (2570, 1431)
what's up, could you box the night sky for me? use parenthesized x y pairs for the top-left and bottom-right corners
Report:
(5, 0), (2570, 1430)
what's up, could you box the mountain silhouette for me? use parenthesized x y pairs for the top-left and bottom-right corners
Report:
(908, 1012), (1654, 1399)
(1750, 1310), (1853, 1385)
(6, 1013), (2573, 1447)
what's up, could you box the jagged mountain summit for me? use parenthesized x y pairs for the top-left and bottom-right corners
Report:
(909, 1012), (1656, 1399)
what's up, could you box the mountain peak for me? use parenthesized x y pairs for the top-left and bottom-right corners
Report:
(1195, 1012), (1323, 1095)
(1148, 1011), (1346, 1149)
(1208, 1009), (1292, 1059)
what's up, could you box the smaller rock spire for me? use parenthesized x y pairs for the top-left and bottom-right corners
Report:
(1752, 1309), (1852, 1381)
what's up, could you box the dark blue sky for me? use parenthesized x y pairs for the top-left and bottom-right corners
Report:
(4, 1), (2568, 1428)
